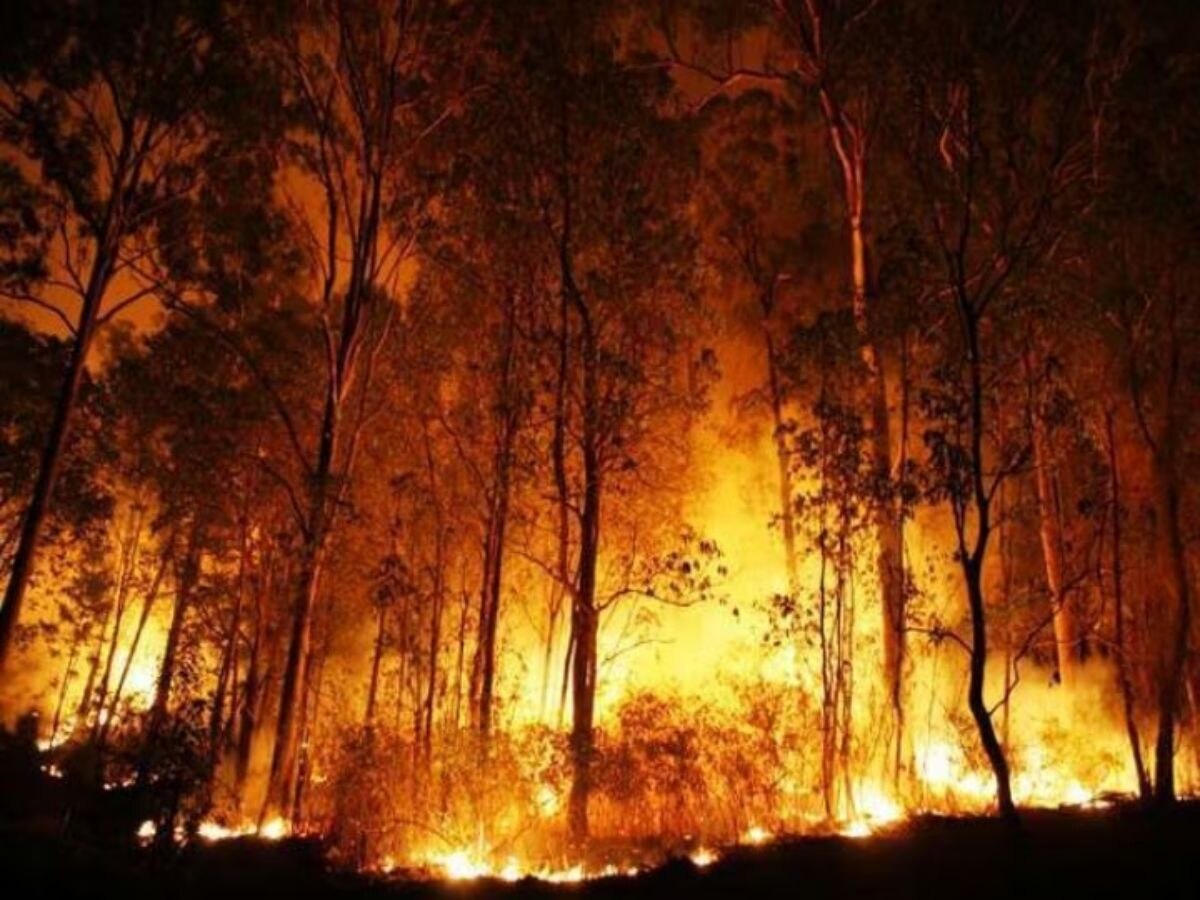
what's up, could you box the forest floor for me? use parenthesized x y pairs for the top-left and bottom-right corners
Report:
(1, 799), (1197, 899)
(2, 734), (1195, 900)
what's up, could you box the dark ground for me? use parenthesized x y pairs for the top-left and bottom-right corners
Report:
(2, 731), (1195, 900)
(1, 803), (1197, 899)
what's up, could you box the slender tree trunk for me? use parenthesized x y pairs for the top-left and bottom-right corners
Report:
(0, 234), (119, 675)
(142, 526), (201, 776)
(818, 88), (905, 753)
(210, 525), (248, 761)
(236, 546), (272, 794)
(265, 339), (346, 819)
(90, 505), (144, 739)
(960, 313), (1018, 825)
(540, 581), (564, 722)
(568, 476), (599, 846)
(264, 527), (325, 820)
(1104, 412), (1150, 800)
(74, 590), (119, 732)
(965, 560), (1017, 823)
(453, 586), (467, 730)
(475, 292), (520, 741)
(424, 530), (444, 765)
(51, 633), (83, 745)
(475, 470), (511, 741)
(364, 603), (387, 729)
(235, 619), (262, 793)
(1128, 308), (1190, 806)
(98, 546), (170, 747)
(566, 287), (602, 843)
(1150, 448), (1190, 805)
(1029, 373), (1080, 685)
(762, 326), (799, 594)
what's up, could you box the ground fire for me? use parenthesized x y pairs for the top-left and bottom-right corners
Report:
(0, 1), (1198, 897)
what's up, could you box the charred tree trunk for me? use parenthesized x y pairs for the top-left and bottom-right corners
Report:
(965, 558), (1017, 823)
(960, 311), (1018, 826)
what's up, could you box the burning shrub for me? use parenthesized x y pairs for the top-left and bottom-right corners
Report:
(319, 723), (569, 870)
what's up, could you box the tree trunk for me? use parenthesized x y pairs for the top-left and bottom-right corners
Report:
(142, 526), (202, 773)
(1104, 412), (1151, 800)
(567, 479), (599, 847)
(1030, 382), (1080, 685)
(0, 236), (118, 675)
(762, 326), (799, 595)
(90, 504), (144, 740)
(364, 603), (387, 729)
(424, 530), (444, 765)
(961, 313), (1018, 826)
(210, 527), (248, 761)
(98, 546), (170, 747)
(1150, 448), (1189, 805)
(265, 337), (344, 819)
(965, 560), (1018, 823)
(51, 632), (83, 745)
(263, 529), (325, 821)
(566, 294), (601, 844)
(818, 88), (905, 754)
(236, 545), (272, 794)
(475, 291), (520, 741)
(474, 466), (510, 741)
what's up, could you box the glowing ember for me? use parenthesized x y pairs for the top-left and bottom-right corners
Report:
(498, 858), (522, 882)
(690, 847), (718, 867)
(840, 820), (873, 839)
(195, 817), (289, 842)
(136, 819), (156, 846)
(743, 825), (771, 845)
(855, 783), (903, 826)
(419, 848), (633, 884)
(259, 817), (289, 840)
(439, 850), (491, 881)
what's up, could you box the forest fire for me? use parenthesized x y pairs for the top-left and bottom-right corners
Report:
(1, 0), (1198, 897)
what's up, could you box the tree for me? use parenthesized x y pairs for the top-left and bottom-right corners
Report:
(155, 0), (479, 821)
(895, 0), (1103, 824)
(658, 0), (909, 759)
(0, 0), (254, 675)
(696, 92), (838, 599)
(475, 0), (707, 844)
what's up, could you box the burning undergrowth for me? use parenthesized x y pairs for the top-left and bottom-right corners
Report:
(19, 658), (1169, 884)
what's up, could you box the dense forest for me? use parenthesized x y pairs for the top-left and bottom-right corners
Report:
(1, 0), (1198, 881)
